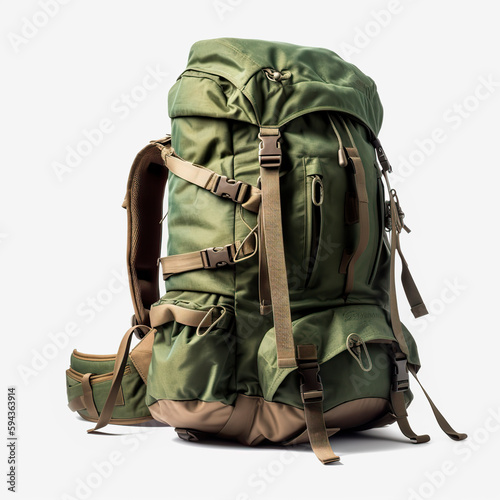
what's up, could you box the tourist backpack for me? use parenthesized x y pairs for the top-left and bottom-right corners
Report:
(66, 38), (466, 463)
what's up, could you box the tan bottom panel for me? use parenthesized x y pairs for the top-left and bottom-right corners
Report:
(149, 395), (391, 445)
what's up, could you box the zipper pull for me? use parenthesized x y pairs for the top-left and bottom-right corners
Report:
(311, 175), (324, 206)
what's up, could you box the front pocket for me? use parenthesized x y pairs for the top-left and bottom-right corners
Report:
(303, 158), (324, 289)
(257, 304), (421, 406)
(146, 292), (236, 407)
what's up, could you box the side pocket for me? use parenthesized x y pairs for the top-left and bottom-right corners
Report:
(304, 159), (324, 288)
(146, 294), (236, 407)
(368, 174), (385, 285)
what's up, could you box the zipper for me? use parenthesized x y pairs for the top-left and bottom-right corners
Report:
(67, 365), (131, 384)
(305, 174), (323, 287)
(368, 174), (385, 284)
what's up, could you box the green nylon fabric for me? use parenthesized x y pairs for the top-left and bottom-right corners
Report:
(169, 38), (383, 132)
(145, 39), (421, 432)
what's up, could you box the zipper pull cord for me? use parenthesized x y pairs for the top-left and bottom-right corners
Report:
(328, 114), (348, 167)
(346, 333), (373, 372)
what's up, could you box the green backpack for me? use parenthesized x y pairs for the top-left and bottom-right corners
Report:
(66, 38), (466, 463)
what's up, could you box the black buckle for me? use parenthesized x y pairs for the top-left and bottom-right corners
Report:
(258, 131), (282, 167)
(202, 244), (235, 269)
(372, 137), (392, 173)
(211, 176), (248, 203)
(175, 428), (203, 442)
(392, 358), (409, 392)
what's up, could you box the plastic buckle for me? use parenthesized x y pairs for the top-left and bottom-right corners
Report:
(258, 131), (282, 168)
(202, 244), (235, 269)
(392, 358), (409, 392)
(211, 176), (247, 203)
(299, 361), (324, 404)
(175, 428), (200, 442)
(372, 137), (392, 173)
(389, 190), (410, 234)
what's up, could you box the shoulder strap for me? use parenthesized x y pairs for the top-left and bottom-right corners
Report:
(122, 139), (169, 327)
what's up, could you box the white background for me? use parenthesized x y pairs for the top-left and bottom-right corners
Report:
(2, 1), (499, 499)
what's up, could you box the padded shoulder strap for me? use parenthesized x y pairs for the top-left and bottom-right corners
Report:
(122, 138), (169, 326)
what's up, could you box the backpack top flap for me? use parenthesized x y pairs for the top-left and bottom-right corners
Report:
(168, 37), (383, 133)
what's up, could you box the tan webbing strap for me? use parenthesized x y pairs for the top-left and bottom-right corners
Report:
(258, 128), (296, 368)
(391, 390), (430, 443)
(68, 396), (86, 412)
(297, 345), (340, 464)
(258, 208), (272, 315)
(342, 147), (370, 299)
(159, 236), (256, 280)
(128, 329), (155, 384)
(390, 351), (430, 443)
(149, 302), (223, 329)
(152, 138), (261, 214)
(387, 192), (412, 357)
(386, 186), (429, 319)
(123, 142), (168, 326)
(408, 365), (467, 441)
(397, 238), (428, 318)
(82, 373), (99, 420)
(88, 325), (151, 433)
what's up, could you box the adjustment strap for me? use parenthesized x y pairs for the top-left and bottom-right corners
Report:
(373, 140), (428, 320)
(159, 236), (256, 280)
(390, 352), (430, 443)
(128, 328), (155, 384)
(152, 139), (261, 213)
(88, 325), (152, 433)
(386, 190), (412, 357)
(342, 146), (370, 299)
(408, 365), (467, 441)
(258, 128), (296, 368)
(391, 389), (430, 443)
(258, 208), (272, 315)
(297, 345), (340, 464)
